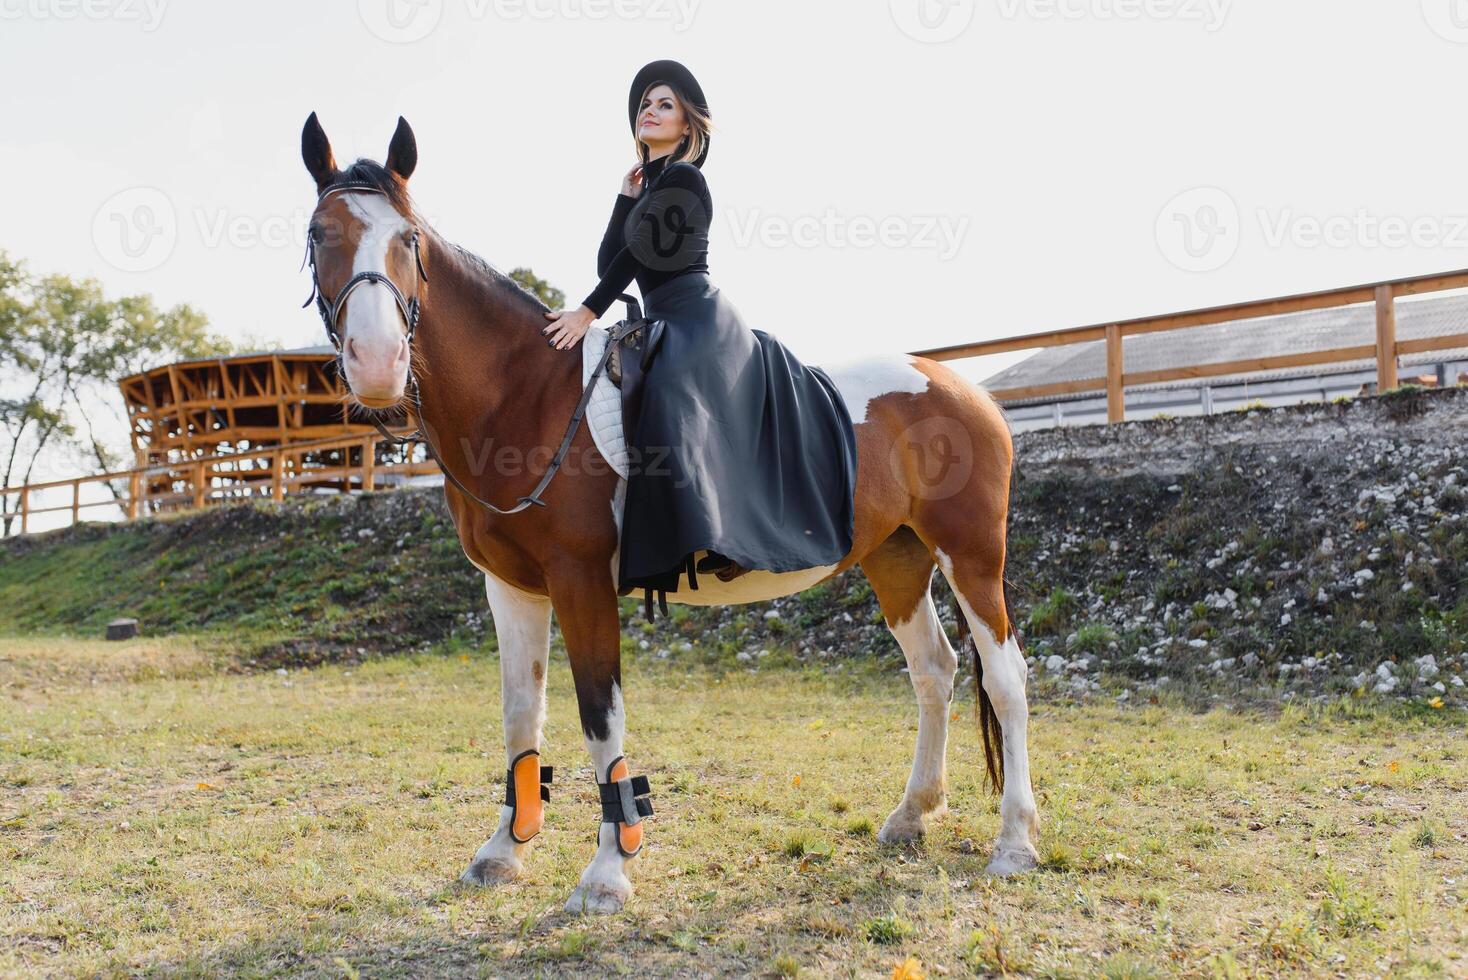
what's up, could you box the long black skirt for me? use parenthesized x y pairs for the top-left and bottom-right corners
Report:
(616, 272), (858, 598)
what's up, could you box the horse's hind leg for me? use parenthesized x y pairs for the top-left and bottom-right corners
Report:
(862, 525), (958, 843)
(461, 570), (553, 886)
(927, 540), (1040, 876)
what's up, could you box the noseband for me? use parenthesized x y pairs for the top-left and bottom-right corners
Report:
(302, 181), (429, 351)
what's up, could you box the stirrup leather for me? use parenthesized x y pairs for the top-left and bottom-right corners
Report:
(597, 756), (653, 858)
(503, 749), (553, 844)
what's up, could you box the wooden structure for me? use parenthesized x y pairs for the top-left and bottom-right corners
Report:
(115, 347), (432, 510)
(0, 432), (439, 536)
(0, 348), (440, 537)
(911, 268), (1468, 423)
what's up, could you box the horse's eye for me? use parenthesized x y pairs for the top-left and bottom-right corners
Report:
(309, 225), (324, 244)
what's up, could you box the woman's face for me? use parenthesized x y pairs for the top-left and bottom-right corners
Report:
(637, 83), (688, 151)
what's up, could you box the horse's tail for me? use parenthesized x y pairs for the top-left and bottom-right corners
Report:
(956, 570), (1021, 796)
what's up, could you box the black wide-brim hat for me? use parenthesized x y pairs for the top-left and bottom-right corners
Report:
(627, 59), (710, 169)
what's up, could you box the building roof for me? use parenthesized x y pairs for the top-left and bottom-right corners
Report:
(228, 344), (335, 359)
(981, 291), (1468, 401)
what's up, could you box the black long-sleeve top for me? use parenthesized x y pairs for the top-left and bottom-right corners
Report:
(581, 152), (712, 318)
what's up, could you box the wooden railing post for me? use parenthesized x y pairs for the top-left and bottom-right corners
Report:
(271, 449), (285, 502)
(1105, 323), (1124, 423)
(127, 471), (140, 521)
(193, 462), (207, 510)
(71, 481), (81, 527)
(361, 436), (376, 492)
(18, 487), (28, 535)
(1375, 284), (1398, 392)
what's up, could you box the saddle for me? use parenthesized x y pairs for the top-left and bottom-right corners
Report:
(606, 294), (665, 445)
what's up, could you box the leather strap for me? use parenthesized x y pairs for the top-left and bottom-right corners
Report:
(597, 756), (652, 858)
(598, 776), (653, 826)
(371, 299), (654, 517)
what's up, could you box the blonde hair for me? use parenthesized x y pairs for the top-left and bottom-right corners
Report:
(632, 80), (712, 167)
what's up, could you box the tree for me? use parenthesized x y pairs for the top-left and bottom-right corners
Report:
(508, 267), (565, 311)
(0, 251), (233, 533)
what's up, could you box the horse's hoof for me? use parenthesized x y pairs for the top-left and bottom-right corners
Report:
(563, 881), (631, 914)
(877, 812), (925, 844)
(460, 856), (522, 886)
(985, 845), (1039, 877)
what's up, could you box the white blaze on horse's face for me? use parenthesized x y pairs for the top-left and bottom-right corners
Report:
(339, 192), (412, 407)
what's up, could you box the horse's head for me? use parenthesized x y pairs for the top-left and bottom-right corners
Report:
(301, 112), (425, 409)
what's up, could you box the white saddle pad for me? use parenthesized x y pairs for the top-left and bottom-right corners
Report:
(581, 326), (631, 479)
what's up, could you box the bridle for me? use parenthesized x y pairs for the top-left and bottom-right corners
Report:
(301, 180), (649, 519)
(303, 180), (428, 352)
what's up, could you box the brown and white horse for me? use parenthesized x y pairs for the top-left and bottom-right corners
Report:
(300, 114), (1039, 913)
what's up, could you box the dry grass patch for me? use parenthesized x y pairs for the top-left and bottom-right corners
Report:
(1, 635), (1465, 977)
(0, 633), (221, 700)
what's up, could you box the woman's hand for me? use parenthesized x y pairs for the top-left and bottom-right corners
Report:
(620, 161), (645, 199)
(542, 305), (596, 351)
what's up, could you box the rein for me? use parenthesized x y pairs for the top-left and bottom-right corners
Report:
(303, 181), (647, 517)
(373, 313), (643, 517)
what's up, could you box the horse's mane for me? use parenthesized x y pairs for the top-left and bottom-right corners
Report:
(443, 241), (552, 316)
(331, 158), (552, 317)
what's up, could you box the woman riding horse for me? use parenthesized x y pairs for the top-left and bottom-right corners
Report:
(540, 60), (859, 609)
(299, 94), (1038, 915)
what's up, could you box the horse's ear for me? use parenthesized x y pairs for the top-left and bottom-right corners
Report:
(386, 116), (417, 181)
(302, 112), (338, 190)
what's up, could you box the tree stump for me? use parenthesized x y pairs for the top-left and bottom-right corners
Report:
(106, 618), (139, 641)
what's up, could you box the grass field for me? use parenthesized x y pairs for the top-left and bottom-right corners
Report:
(2, 634), (1465, 978)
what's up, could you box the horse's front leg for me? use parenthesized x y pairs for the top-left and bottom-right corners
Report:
(549, 565), (647, 914)
(461, 570), (553, 886)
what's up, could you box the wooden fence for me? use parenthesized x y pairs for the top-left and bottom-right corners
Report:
(8, 267), (1468, 538)
(911, 267), (1468, 423)
(0, 431), (436, 538)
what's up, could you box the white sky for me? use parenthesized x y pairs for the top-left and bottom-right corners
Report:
(5, 0), (1468, 487)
